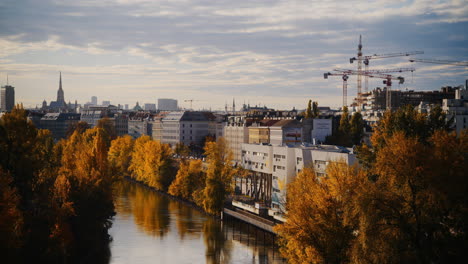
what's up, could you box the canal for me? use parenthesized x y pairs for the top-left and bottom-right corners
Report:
(109, 181), (285, 264)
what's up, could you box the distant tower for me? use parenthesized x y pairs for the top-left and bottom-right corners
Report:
(225, 101), (228, 114)
(232, 98), (236, 114)
(1, 83), (15, 111)
(91, 96), (97, 105)
(57, 72), (65, 104)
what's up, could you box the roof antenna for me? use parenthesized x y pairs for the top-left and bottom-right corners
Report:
(6, 74), (8, 85)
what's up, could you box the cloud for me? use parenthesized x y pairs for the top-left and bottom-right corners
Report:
(0, 0), (467, 108)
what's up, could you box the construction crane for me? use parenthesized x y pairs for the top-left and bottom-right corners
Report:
(409, 58), (468, 67)
(184, 99), (197, 110)
(326, 68), (414, 109)
(351, 51), (423, 93)
(323, 72), (350, 108)
(334, 69), (406, 110)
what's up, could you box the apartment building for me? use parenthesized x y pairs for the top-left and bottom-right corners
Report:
(158, 111), (215, 147)
(443, 87), (468, 134)
(238, 143), (356, 218)
(38, 113), (81, 140)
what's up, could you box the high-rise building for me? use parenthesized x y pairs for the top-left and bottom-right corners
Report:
(102, 100), (111, 106)
(144, 103), (156, 111)
(158, 98), (178, 111)
(1, 84), (15, 111)
(91, 96), (97, 105)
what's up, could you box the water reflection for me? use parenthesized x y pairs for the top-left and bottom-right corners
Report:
(110, 181), (284, 263)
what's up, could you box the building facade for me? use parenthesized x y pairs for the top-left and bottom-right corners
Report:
(0, 84), (14, 111)
(38, 113), (81, 140)
(158, 98), (178, 111)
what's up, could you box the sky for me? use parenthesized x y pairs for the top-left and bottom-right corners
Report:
(0, 0), (467, 110)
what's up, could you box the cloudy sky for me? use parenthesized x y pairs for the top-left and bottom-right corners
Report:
(0, 0), (467, 110)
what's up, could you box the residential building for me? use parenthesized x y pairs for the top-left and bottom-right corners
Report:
(128, 112), (153, 138)
(238, 143), (356, 220)
(269, 119), (302, 146)
(80, 105), (128, 136)
(38, 113), (81, 140)
(224, 116), (251, 163)
(159, 111), (214, 147)
(443, 87), (468, 134)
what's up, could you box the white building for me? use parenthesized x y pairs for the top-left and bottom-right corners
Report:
(238, 143), (357, 219)
(158, 111), (215, 147)
(443, 87), (468, 134)
(224, 116), (250, 164)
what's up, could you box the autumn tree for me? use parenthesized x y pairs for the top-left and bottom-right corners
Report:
(174, 142), (190, 158)
(351, 130), (468, 263)
(0, 169), (23, 262)
(97, 117), (117, 140)
(305, 100), (313, 118)
(143, 140), (175, 191)
(169, 159), (204, 200)
(66, 121), (90, 138)
(201, 137), (235, 215)
(108, 135), (134, 178)
(275, 164), (366, 264)
(129, 135), (151, 181)
(129, 136), (175, 191)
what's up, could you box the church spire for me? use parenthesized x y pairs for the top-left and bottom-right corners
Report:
(57, 71), (65, 104)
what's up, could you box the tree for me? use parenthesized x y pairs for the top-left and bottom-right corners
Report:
(108, 135), (134, 178)
(0, 169), (23, 261)
(169, 159), (204, 200)
(305, 100), (313, 118)
(275, 164), (366, 264)
(143, 140), (175, 191)
(174, 142), (190, 158)
(201, 138), (235, 215)
(352, 130), (468, 263)
(350, 111), (365, 145)
(65, 121), (90, 138)
(312, 101), (319, 118)
(97, 117), (116, 140)
(326, 106), (353, 147)
(129, 135), (151, 181)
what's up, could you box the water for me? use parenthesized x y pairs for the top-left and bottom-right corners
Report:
(109, 181), (285, 264)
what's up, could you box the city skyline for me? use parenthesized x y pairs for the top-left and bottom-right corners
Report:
(0, 0), (467, 110)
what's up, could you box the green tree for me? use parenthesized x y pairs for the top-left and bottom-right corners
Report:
(201, 138), (235, 215)
(350, 111), (365, 145)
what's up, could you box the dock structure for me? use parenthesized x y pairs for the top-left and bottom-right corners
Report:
(222, 208), (277, 234)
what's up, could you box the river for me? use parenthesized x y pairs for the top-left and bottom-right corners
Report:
(108, 181), (285, 264)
